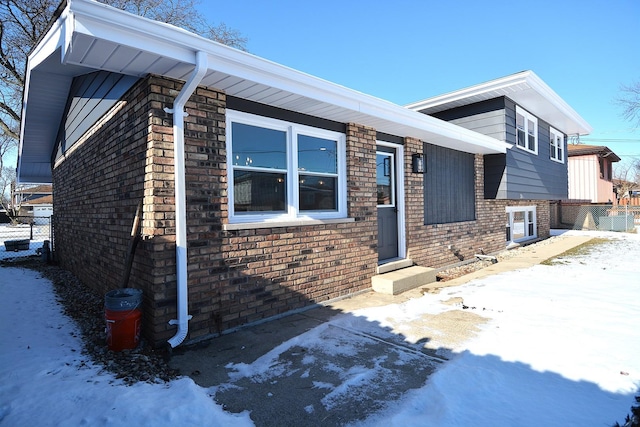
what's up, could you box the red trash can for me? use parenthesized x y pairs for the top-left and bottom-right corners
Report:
(105, 288), (142, 351)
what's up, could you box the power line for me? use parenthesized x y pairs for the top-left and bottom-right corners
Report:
(580, 138), (640, 143)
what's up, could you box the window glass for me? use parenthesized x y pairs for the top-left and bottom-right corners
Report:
(233, 171), (286, 212)
(515, 106), (537, 153)
(513, 211), (525, 240)
(232, 122), (286, 169)
(227, 111), (346, 222)
(557, 139), (563, 161)
(506, 205), (537, 243)
(376, 153), (394, 206)
(298, 135), (337, 174)
(299, 175), (337, 210)
(516, 113), (526, 147)
(527, 119), (536, 151)
(550, 127), (564, 163)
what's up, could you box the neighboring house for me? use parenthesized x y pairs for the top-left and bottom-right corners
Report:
(17, 1), (591, 347)
(15, 185), (54, 224)
(566, 145), (620, 203)
(406, 71), (592, 243)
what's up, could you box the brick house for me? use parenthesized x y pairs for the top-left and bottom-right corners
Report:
(18, 0), (590, 348)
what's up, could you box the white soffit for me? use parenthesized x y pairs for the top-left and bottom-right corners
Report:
(18, 0), (508, 183)
(406, 71), (593, 137)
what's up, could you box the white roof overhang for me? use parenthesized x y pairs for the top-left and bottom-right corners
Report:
(406, 71), (592, 139)
(18, 0), (508, 183)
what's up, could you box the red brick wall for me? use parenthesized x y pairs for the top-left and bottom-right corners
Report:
(53, 74), (550, 348)
(52, 75), (190, 346)
(179, 121), (379, 342)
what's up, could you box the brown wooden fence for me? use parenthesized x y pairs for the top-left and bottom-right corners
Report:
(618, 197), (640, 206)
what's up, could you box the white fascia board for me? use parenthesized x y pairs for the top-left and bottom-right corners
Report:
(18, 5), (70, 184)
(66, 0), (507, 154)
(407, 71), (592, 136)
(406, 72), (533, 111)
(360, 101), (507, 153)
(525, 72), (593, 135)
(27, 5), (72, 70)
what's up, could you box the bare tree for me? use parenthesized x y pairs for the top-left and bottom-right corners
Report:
(617, 80), (640, 128)
(614, 158), (640, 202)
(102, 0), (247, 50)
(0, 0), (247, 198)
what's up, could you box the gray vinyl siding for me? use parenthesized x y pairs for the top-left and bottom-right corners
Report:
(503, 99), (568, 200)
(55, 71), (139, 160)
(423, 143), (475, 225)
(425, 97), (568, 201)
(429, 97), (507, 142)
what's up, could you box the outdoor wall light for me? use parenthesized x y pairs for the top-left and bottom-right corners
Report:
(412, 153), (425, 174)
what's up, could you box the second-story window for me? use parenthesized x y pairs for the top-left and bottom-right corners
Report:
(516, 106), (537, 154)
(549, 127), (564, 163)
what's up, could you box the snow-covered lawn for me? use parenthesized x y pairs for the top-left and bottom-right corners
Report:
(1, 230), (638, 426)
(354, 231), (640, 426)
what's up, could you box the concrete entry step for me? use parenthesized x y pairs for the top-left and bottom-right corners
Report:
(371, 266), (437, 295)
(376, 258), (413, 274)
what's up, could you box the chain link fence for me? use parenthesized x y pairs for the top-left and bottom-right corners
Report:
(571, 205), (638, 232)
(0, 216), (53, 260)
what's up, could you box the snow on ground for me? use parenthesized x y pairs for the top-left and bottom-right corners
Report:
(0, 268), (253, 427)
(0, 223), (49, 260)
(351, 230), (640, 426)
(1, 230), (639, 426)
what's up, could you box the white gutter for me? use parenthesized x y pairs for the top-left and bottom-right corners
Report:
(165, 50), (208, 348)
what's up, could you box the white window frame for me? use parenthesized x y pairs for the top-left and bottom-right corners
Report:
(226, 110), (347, 224)
(515, 106), (538, 154)
(549, 126), (564, 163)
(506, 205), (537, 244)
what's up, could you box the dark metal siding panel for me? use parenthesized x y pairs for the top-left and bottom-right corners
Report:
(424, 143), (475, 225)
(484, 153), (507, 199)
(376, 132), (404, 144)
(55, 71), (139, 159)
(227, 95), (346, 133)
(429, 97), (505, 121)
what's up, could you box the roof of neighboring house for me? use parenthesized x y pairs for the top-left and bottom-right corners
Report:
(15, 184), (52, 194)
(18, 0), (510, 184)
(567, 144), (621, 162)
(405, 71), (592, 137)
(22, 195), (54, 205)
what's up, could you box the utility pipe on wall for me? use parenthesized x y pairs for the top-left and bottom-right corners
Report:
(165, 50), (208, 348)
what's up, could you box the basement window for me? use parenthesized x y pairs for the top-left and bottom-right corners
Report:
(506, 205), (537, 244)
(226, 110), (347, 224)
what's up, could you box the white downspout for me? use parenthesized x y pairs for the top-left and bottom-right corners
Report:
(165, 51), (208, 348)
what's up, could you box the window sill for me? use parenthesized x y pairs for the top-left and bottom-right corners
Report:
(515, 144), (538, 155)
(223, 217), (355, 231)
